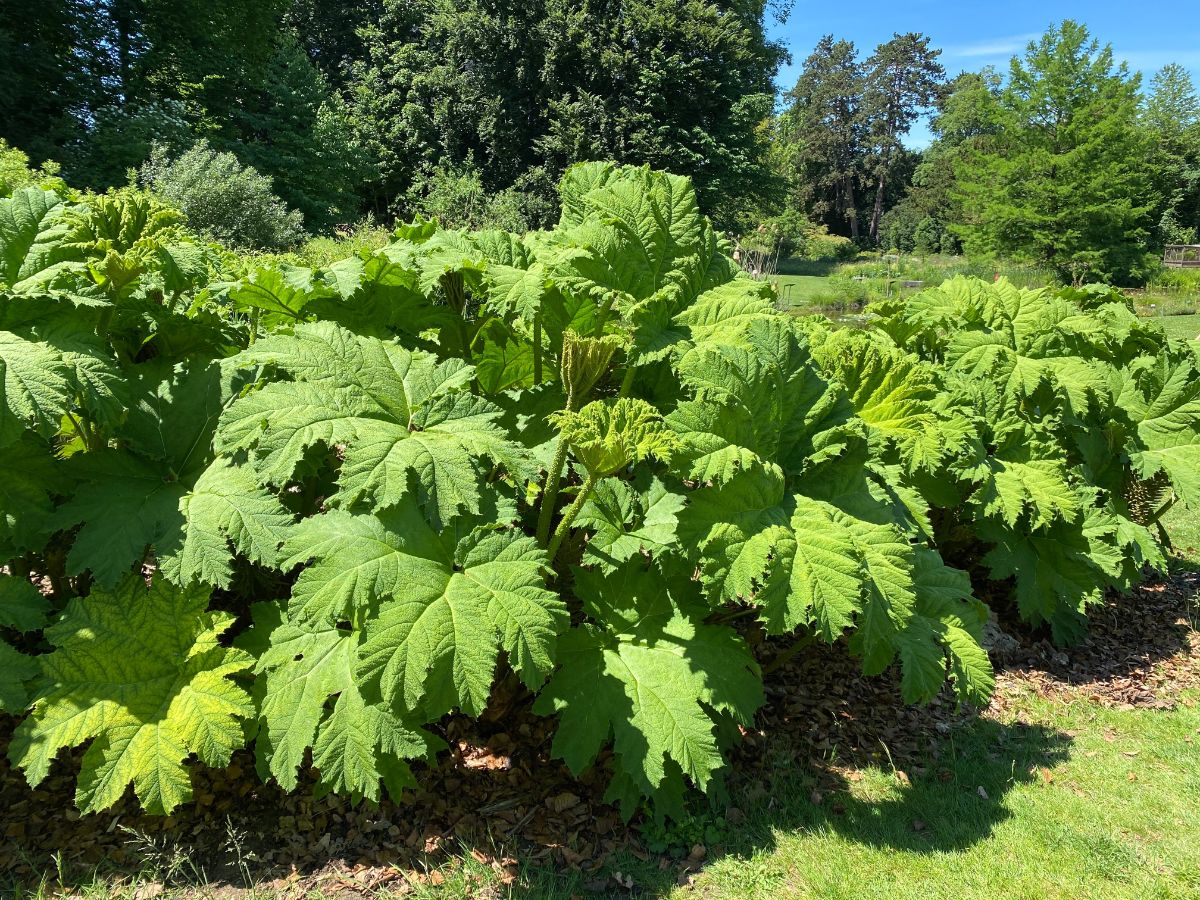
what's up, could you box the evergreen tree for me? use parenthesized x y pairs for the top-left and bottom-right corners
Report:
(952, 21), (1155, 283)
(221, 37), (370, 229)
(1144, 64), (1200, 244)
(779, 36), (867, 240)
(861, 33), (945, 244)
(1144, 63), (1200, 137)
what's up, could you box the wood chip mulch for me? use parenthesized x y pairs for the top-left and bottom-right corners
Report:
(990, 567), (1200, 712)
(2, 568), (1196, 896)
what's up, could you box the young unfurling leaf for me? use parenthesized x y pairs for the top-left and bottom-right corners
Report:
(550, 397), (678, 477)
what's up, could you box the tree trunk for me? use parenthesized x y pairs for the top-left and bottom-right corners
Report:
(845, 177), (859, 241)
(114, 0), (133, 104)
(870, 170), (886, 245)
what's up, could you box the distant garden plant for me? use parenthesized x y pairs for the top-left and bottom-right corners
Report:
(140, 142), (305, 250)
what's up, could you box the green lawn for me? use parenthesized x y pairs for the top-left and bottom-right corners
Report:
(1165, 499), (1200, 564)
(671, 697), (1200, 900)
(772, 273), (834, 305)
(1153, 313), (1200, 343)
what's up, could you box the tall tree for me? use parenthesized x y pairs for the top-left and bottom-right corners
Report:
(45, 0), (291, 187)
(880, 70), (1002, 253)
(861, 33), (945, 244)
(349, 0), (787, 229)
(780, 36), (866, 239)
(221, 36), (370, 229)
(951, 21), (1155, 283)
(0, 0), (107, 164)
(1144, 63), (1200, 137)
(1143, 63), (1200, 243)
(284, 0), (380, 87)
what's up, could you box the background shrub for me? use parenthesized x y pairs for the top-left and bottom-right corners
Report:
(398, 161), (557, 233)
(140, 142), (305, 250)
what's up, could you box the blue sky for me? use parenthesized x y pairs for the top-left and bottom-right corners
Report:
(767, 1), (1200, 146)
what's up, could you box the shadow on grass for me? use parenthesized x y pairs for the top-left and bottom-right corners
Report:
(776, 257), (843, 277)
(558, 711), (1075, 897)
(728, 718), (1070, 856)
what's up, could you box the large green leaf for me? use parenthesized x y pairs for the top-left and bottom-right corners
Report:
(534, 566), (762, 809)
(0, 329), (72, 447)
(159, 457), (291, 589)
(281, 505), (567, 719)
(10, 577), (254, 814)
(0, 188), (80, 290)
(667, 319), (861, 486)
(219, 322), (528, 524)
(247, 604), (440, 801)
(575, 474), (685, 572)
(54, 362), (234, 586)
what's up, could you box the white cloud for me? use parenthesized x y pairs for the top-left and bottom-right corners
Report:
(944, 33), (1039, 59)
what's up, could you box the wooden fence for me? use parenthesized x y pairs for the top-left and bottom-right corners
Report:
(1164, 245), (1200, 268)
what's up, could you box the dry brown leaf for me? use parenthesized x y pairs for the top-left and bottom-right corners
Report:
(546, 792), (581, 813)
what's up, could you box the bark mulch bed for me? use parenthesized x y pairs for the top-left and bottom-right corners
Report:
(2, 569), (1196, 896)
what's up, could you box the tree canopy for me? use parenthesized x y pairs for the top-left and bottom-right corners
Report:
(949, 22), (1156, 283)
(0, 0), (789, 233)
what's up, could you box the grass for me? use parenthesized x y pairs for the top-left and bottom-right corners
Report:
(768, 254), (1060, 313)
(670, 694), (1200, 900)
(772, 273), (835, 306)
(1152, 313), (1200, 343)
(1164, 497), (1200, 565)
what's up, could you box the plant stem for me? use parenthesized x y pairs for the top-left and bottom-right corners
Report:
(535, 377), (582, 545)
(763, 634), (817, 674)
(708, 606), (760, 626)
(64, 411), (86, 447)
(593, 292), (616, 336)
(532, 315), (543, 383)
(619, 364), (636, 397)
(442, 273), (472, 361)
(536, 435), (572, 546)
(45, 546), (69, 602)
(457, 314), (473, 362)
(96, 307), (113, 342)
(547, 471), (598, 563)
(1148, 492), (1177, 527)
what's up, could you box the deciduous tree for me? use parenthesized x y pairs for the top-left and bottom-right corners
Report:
(951, 21), (1155, 283)
(779, 36), (866, 240)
